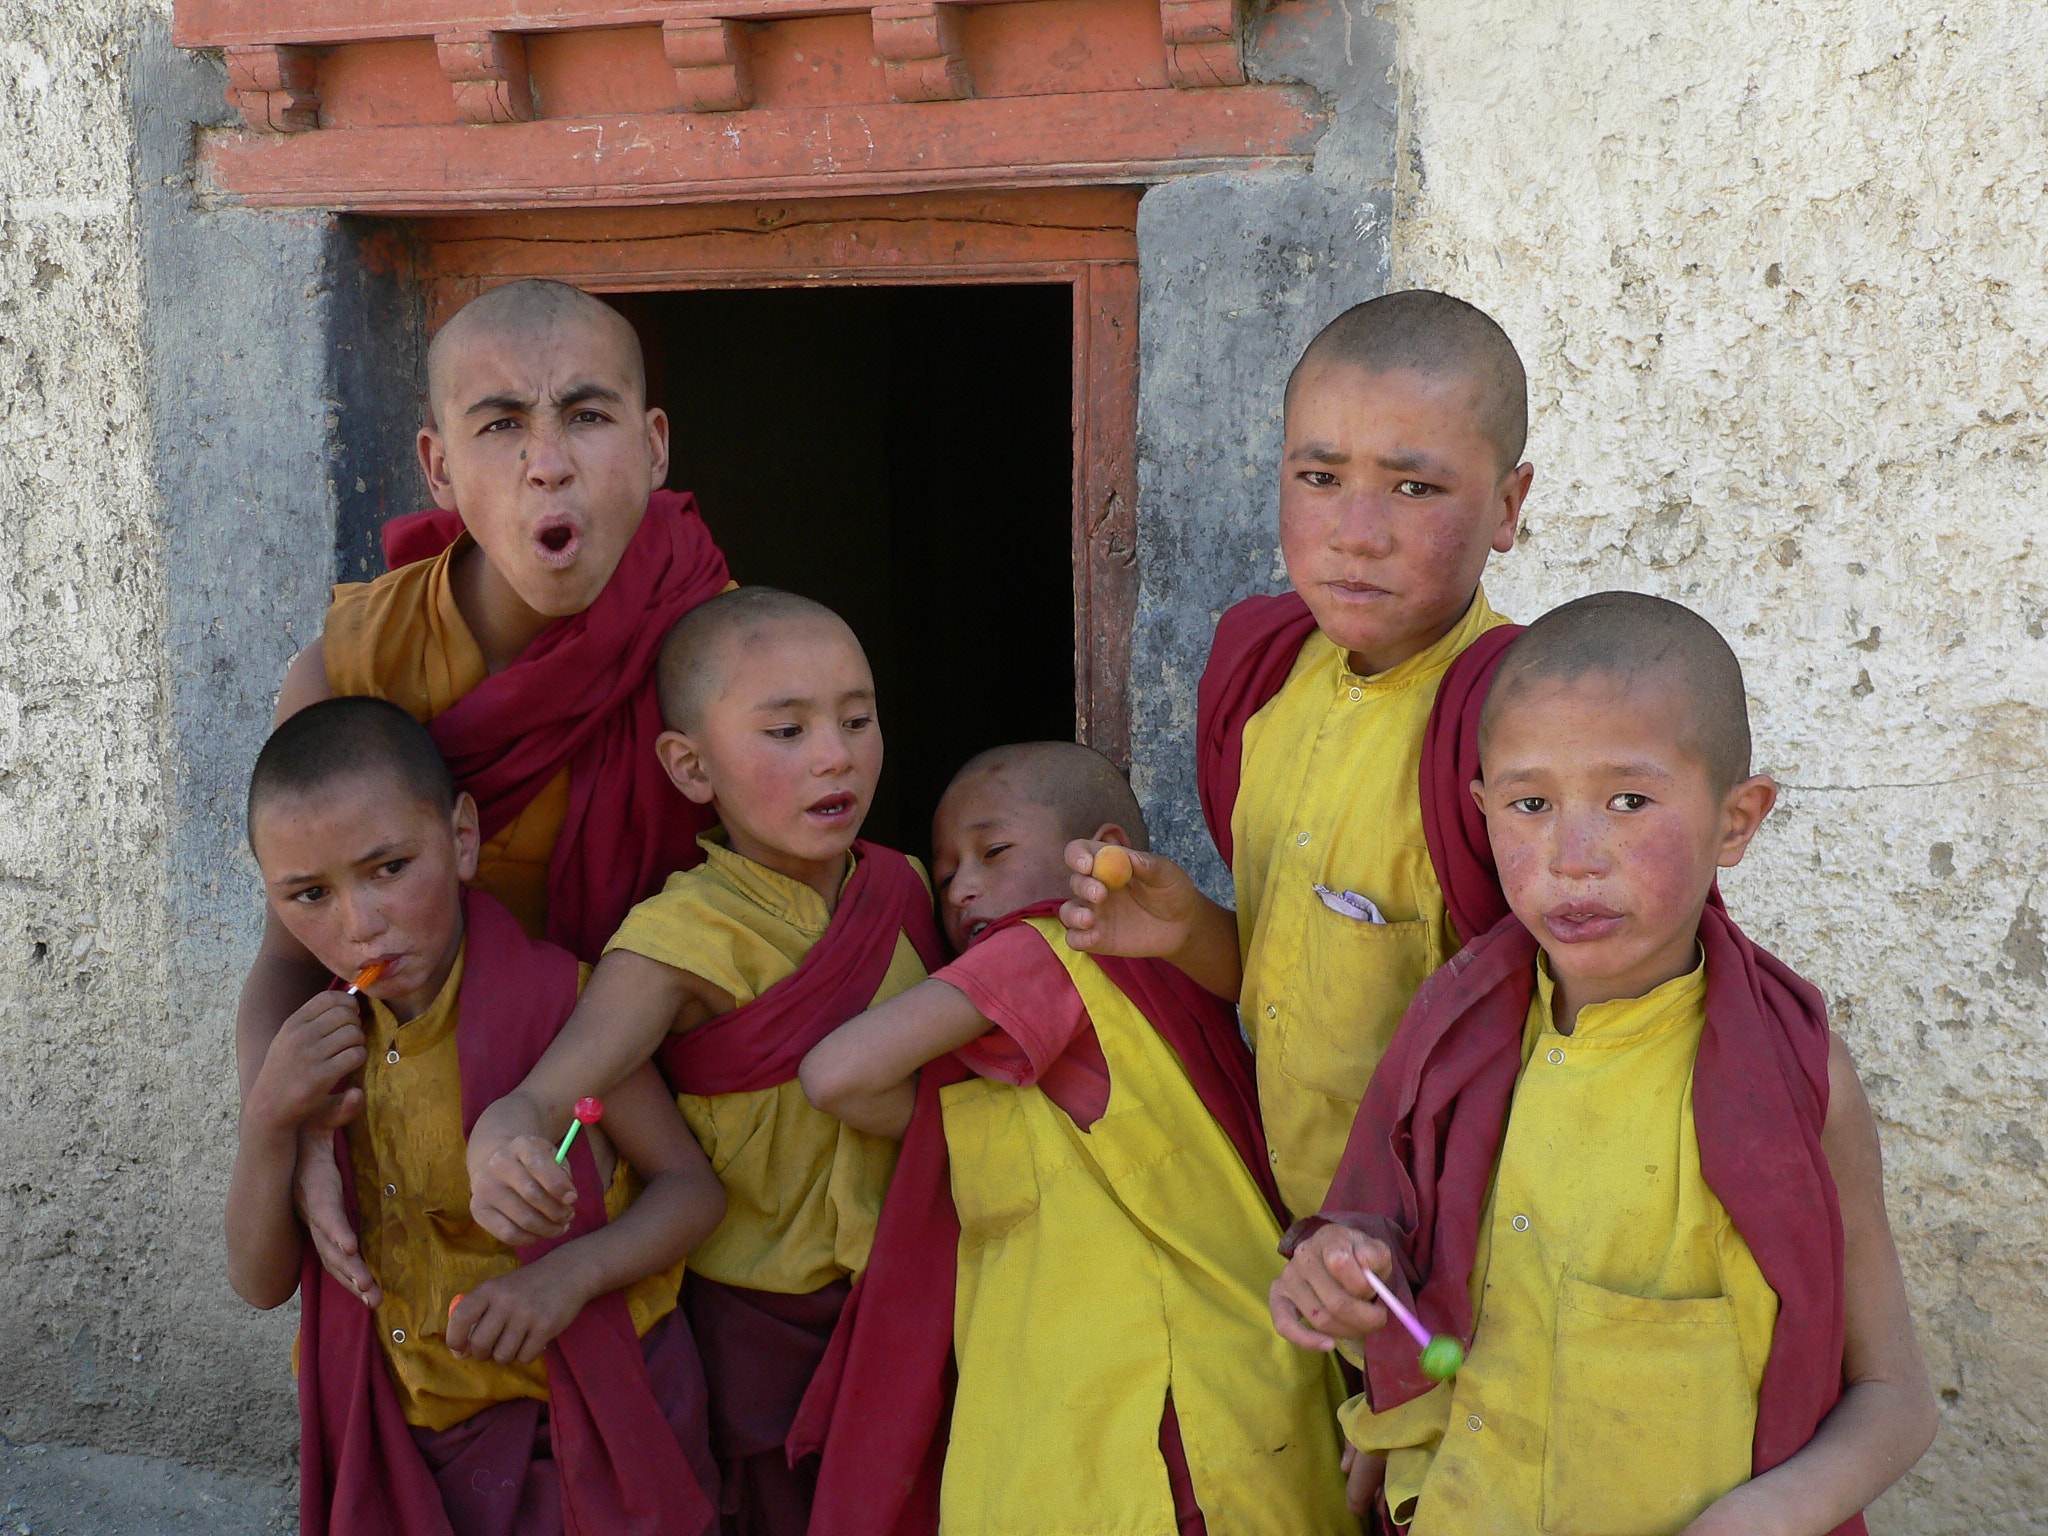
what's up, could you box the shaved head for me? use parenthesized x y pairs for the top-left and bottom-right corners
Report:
(1481, 592), (1752, 791)
(948, 741), (1150, 851)
(1287, 290), (1528, 474)
(426, 279), (646, 423)
(658, 585), (855, 731)
(248, 697), (456, 851)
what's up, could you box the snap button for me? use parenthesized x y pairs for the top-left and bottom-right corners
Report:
(1265, 1004), (1277, 1019)
(384, 1183), (398, 1198)
(1269, 1148), (1279, 1163)
(1546, 1047), (1564, 1065)
(1296, 832), (1311, 846)
(1512, 1215), (1529, 1232)
(1467, 1415), (1482, 1432)
(1348, 686), (1362, 701)
(386, 1049), (401, 1065)
(391, 1329), (406, 1344)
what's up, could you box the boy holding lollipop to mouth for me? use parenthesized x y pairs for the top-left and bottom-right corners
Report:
(228, 696), (724, 1536)
(1271, 593), (1936, 1535)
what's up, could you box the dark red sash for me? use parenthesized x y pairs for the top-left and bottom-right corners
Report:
(381, 492), (731, 962)
(655, 843), (946, 1098)
(790, 903), (1275, 1536)
(297, 890), (718, 1536)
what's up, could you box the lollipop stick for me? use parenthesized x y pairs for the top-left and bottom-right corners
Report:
(344, 959), (389, 996)
(554, 1121), (584, 1164)
(1360, 1264), (1434, 1352)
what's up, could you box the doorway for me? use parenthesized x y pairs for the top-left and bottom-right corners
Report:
(613, 284), (1075, 857)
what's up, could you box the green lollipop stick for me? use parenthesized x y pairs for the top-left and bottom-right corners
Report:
(554, 1097), (604, 1164)
(1360, 1264), (1465, 1381)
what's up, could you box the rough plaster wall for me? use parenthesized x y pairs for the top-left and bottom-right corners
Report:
(1394, 3), (2048, 1529)
(1130, 0), (1394, 894)
(0, 0), (355, 1473)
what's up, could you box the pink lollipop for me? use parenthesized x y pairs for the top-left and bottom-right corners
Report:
(554, 1097), (604, 1163)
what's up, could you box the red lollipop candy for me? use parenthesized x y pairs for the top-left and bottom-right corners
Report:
(555, 1097), (605, 1163)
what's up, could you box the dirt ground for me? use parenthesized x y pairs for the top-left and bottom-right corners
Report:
(0, 1440), (293, 1536)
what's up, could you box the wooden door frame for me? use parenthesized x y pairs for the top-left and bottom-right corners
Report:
(412, 187), (1139, 763)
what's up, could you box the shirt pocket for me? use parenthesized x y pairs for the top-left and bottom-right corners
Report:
(941, 1077), (1043, 1248)
(1542, 1275), (1757, 1536)
(1279, 914), (1441, 1104)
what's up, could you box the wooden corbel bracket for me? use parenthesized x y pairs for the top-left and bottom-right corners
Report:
(665, 18), (754, 113)
(1159, 0), (1246, 88)
(872, 3), (972, 103)
(224, 43), (319, 133)
(436, 30), (534, 124)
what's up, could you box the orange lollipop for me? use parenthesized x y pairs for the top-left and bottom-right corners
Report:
(345, 959), (389, 995)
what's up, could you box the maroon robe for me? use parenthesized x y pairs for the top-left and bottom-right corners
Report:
(297, 890), (719, 1536)
(650, 844), (947, 1536)
(380, 492), (732, 962)
(790, 901), (1284, 1536)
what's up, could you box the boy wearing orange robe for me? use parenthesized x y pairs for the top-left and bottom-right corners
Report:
(463, 589), (943, 1536)
(228, 696), (727, 1536)
(1270, 594), (1936, 1536)
(797, 743), (1357, 1536)
(237, 279), (732, 1308)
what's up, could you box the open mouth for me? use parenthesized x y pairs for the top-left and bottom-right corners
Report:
(531, 516), (583, 568)
(806, 792), (857, 823)
(968, 918), (991, 939)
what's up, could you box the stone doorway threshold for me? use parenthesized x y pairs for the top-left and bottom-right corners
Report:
(0, 1440), (292, 1536)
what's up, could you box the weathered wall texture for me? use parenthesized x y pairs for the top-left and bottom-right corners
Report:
(1394, 3), (2048, 1529)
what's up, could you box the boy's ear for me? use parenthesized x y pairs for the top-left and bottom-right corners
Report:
(644, 406), (671, 488)
(1715, 774), (1778, 869)
(418, 423), (459, 512)
(656, 729), (718, 806)
(1090, 822), (1135, 850)
(450, 791), (482, 883)
(1490, 463), (1535, 554)
(1469, 777), (1489, 814)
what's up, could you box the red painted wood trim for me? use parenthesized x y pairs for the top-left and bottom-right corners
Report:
(199, 83), (1322, 210)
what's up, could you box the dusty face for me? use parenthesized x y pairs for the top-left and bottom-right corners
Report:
(1474, 672), (1774, 1018)
(419, 312), (667, 620)
(1279, 364), (1528, 675)
(931, 771), (1080, 953)
(657, 620), (882, 892)
(253, 774), (480, 1023)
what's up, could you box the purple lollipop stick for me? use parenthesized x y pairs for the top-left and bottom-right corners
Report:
(1360, 1265), (1433, 1352)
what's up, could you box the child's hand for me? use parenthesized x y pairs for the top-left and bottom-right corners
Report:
(1059, 841), (1202, 959)
(447, 1260), (590, 1365)
(1270, 1223), (1395, 1350)
(247, 992), (367, 1136)
(468, 1128), (579, 1246)
(295, 1127), (383, 1308)
(1341, 1445), (1387, 1521)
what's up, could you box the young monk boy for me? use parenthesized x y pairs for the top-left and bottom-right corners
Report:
(227, 696), (725, 1536)
(1062, 290), (1534, 1225)
(794, 742), (1356, 1536)
(1271, 593), (1937, 1535)
(240, 278), (733, 1308)
(463, 587), (944, 1536)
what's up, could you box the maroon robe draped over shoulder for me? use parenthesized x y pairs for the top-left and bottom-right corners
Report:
(790, 902), (1281, 1536)
(648, 844), (946, 1536)
(297, 890), (719, 1536)
(1278, 646), (1862, 1533)
(380, 492), (731, 961)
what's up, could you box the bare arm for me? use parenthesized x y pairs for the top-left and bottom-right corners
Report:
(1057, 840), (1243, 1000)
(224, 992), (367, 1308)
(799, 977), (997, 1139)
(1681, 1034), (1937, 1536)
(467, 949), (730, 1245)
(449, 1061), (727, 1365)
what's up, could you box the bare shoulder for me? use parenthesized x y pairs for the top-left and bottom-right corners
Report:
(273, 637), (333, 725)
(1821, 1030), (1885, 1202)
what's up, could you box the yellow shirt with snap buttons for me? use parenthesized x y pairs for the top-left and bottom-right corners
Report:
(1232, 588), (1508, 1218)
(1342, 955), (1780, 1536)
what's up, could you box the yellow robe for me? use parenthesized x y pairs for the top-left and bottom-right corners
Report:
(604, 833), (929, 1294)
(939, 919), (1357, 1535)
(325, 537), (567, 938)
(1344, 956), (1779, 1536)
(1233, 589), (1510, 1217)
(350, 946), (679, 1431)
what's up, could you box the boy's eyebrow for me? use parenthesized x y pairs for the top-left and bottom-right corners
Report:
(748, 685), (874, 713)
(553, 381), (624, 409)
(1374, 448), (1455, 477)
(1489, 759), (1680, 787)
(1286, 440), (1349, 465)
(266, 839), (410, 888)
(463, 391), (532, 418)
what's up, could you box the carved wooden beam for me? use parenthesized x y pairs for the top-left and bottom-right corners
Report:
(436, 30), (533, 123)
(664, 18), (753, 112)
(1159, 0), (1244, 88)
(223, 43), (319, 133)
(871, 3), (971, 103)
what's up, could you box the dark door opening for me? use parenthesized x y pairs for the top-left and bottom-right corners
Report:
(614, 285), (1076, 859)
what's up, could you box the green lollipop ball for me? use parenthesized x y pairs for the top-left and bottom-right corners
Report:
(1419, 1336), (1465, 1381)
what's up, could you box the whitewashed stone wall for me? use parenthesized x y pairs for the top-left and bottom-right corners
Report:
(1393, 3), (2048, 1528)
